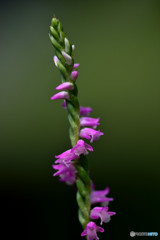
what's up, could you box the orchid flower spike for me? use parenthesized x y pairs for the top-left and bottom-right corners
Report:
(49, 17), (115, 240)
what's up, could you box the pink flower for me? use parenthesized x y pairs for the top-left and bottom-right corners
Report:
(72, 63), (80, 70)
(81, 221), (104, 240)
(70, 71), (79, 81)
(80, 106), (92, 116)
(90, 207), (116, 225)
(90, 186), (114, 205)
(52, 163), (77, 185)
(51, 91), (70, 100)
(55, 82), (74, 90)
(80, 128), (104, 143)
(55, 149), (78, 166)
(53, 140), (93, 184)
(71, 139), (93, 156)
(55, 140), (93, 166)
(80, 117), (100, 128)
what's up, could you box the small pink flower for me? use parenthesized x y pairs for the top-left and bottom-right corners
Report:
(55, 149), (78, 166)
(51, 91), (70, 100)
(52, 163), (77, 185)
(81, 221), (104, 240)
(80, 117), (100, 128)
(72, 63), (80, 70)
(55, 82), (74, 90)
(90, 186), (114, 205)
(70, 71), (79, 81)
(55, 140), (93, 166)
(80, 128), (104, 143)
(80, 106), (93, 116)
(53, 140), (93, 184)
(71, 139), (93, 156)
(91, 206), (116, 225)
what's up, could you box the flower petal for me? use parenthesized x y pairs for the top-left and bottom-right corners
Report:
(73, 63), (80, 70)
(80, 106), (92, 116)
(55, 82), (73, 90)
(97, 226), (104, 233)
(51, 91), (70, 100)
(70, 71), (79, 81)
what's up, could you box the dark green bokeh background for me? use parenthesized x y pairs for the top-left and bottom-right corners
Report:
(0, 0), (160, 239)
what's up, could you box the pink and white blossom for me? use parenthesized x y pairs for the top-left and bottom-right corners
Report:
(55, 140), (93, 167)
(80, 117), (100, 128)
(72, 63), (80, 70)
(80, 128), (104, 143)
(51, 91), (70, 100)
(52, 163), (77, 185)
(81, 221), (104, 240)
(90, 206), (116, 225)
(90, 186), (114, 205)
(70, 71), (79, 81)
(55, 82), (74, 91)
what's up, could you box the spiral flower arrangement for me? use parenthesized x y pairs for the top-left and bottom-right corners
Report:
(49, 17), (116, 240)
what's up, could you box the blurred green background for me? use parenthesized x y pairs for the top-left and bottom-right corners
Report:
(0, 0), (160, 239)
